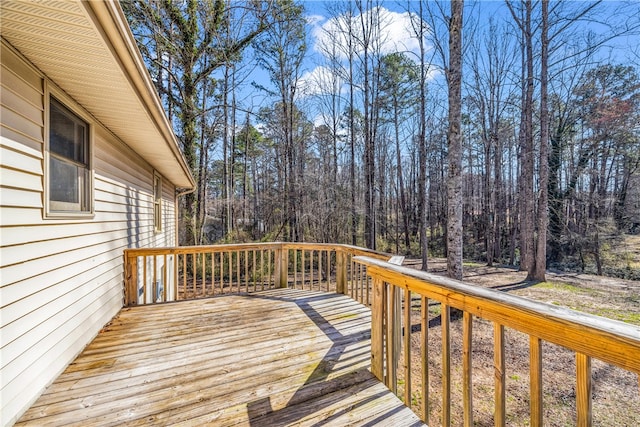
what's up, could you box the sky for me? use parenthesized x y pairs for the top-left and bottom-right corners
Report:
(239, 0), (640, 122)
(294, 0), (639, 99)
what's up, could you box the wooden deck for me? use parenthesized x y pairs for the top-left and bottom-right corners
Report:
(16, 289), (425, 426)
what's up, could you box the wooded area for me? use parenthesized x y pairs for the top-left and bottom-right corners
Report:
(123, 0), (640, 280)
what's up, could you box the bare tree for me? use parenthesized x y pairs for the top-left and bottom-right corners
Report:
(253, 0), (307, 241)
(123, 0), (271, 245)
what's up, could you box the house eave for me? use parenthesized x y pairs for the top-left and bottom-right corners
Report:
(0, 0), (195, 189)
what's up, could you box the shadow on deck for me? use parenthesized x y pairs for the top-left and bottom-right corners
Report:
(17, 289), (424, 426)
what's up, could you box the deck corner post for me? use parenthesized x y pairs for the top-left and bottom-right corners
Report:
(123, 252), (138, 307)
(336, 251), (347, 294)
(275, 246), (288, 288)
(371, 276), (385, 381)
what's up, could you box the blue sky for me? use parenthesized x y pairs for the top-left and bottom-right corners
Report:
(241, 1), (639, 116)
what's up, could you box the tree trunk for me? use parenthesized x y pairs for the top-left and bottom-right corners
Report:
(418, 0), (429, 270)
(446, 0), (464, 281)
(531, 0), (549, 281)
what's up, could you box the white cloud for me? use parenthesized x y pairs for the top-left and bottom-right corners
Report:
(298, 65), (344, 98)
(310, 6), (430, 62)
(305, 14), (325, 27)
(299, 6), (434, 101)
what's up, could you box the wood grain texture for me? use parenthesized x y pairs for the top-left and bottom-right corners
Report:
(530, 336), (543, 426)
(462, 311), (473, 427)
(15, 289), (424, 427)
(420, 296), (429, 423)
(442, 304), (451, 426)
(494, 323), (506, 427)
(576, 353), (592, 427)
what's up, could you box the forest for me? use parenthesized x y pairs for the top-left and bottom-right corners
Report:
(122, 0), (640, 281)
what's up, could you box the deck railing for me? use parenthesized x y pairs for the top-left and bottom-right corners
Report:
(122, 243), (640, 426)
(354, 256), (640, 427)
(123, 242), (389, 307)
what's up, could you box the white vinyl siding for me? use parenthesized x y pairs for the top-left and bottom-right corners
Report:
(0, 42), (177, 426)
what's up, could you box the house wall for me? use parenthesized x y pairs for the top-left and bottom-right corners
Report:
(1, 41), (178, 426)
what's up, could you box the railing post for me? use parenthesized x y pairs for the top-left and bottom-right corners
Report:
(123, 252), (138, 307)
(336, 251), (347, 294)
(275, 246), (288, 288)
(371, 276), (385, 381)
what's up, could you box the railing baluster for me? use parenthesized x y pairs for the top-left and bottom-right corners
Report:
(463, 311), (473, 427)
(142, 255), (147, 304)
(351, 260), (356, 300)
(366, 271), (370, 306)
(358, 266), (362, 306)
(267, 249), (272, 288)
(494, 323), (506, 427)
(421, 295), (429, 423)
(153, 255), (157, 303)
(302, 250), (306, 290)
(357, 260), (362, 301)
(404, 288), (412, 406)
(218, 252), (223, 294)
(236, 250), (240, 292)
(252, 250), (256, 292)
(244, 250), (249, 293)
(326, 250), (330, 292)
(227, 251), (232, 293)
(217, 252), (221, 294)
(371, 277), (385, 381)
(310, 251), (315, 290)
(293, 249), (298, 289)
(201, 252), (205, 298)
(442, 304), (451, 426)
(223, 251), (228, 293)
(211, 252), (216, 296)
(260, 250), (265, 291)
(211, 251), (216, 296)
(576, 353), (592, 427)
(191, 253), (196, 298)
(530, 336), (543, 426)
(182, 253), (186, 299)
(387, 284), (397, 392)
(173, 254), (178, 301)
(163, 254), (167, 302)
(320, 250), (324, 291)
(356, 261), (361, 302)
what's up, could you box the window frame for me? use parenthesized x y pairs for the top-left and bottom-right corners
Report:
(153, 171), (162, 233)
(44, 88), (94, 219)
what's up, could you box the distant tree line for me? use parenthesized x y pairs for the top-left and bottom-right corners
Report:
(123, 0), (640, 280)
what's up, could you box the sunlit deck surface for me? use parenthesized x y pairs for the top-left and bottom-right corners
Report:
(17, 289), (425, 426)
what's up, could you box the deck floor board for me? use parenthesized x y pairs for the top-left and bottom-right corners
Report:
(16, 289), (425, 426)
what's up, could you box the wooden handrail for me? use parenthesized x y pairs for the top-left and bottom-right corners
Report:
(354, 255), (640, 426)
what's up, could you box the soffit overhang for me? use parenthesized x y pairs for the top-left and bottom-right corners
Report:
(1, 0), (195, 189)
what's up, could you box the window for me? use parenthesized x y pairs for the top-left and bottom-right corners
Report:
(153, 172), (162, 232)
(47, 97), (91, 214)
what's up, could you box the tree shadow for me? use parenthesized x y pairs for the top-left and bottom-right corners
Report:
(490, 279), (540, 292)
(243, 290), (425, 426)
